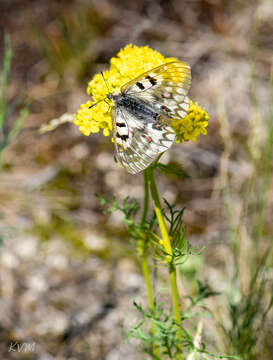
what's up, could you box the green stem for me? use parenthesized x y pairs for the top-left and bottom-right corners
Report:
(147, 168), (172, 256)
(139, 170), (159, 357)
(257, 69), (273, 241)
(142, 170), (149, 224)
(147, 166), (183, 359)
(140, 170), (154, 309)
(141, 255), (155, 312)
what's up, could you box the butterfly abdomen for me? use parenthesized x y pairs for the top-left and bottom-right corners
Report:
(116, 94), (159, 121)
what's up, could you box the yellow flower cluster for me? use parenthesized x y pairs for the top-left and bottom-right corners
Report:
(171, 100), (209, 143)
(74, 44), (209, 142)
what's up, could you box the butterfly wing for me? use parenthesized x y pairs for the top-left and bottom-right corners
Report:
(112, 106), (175, 174)
(121, 61), (191, 120)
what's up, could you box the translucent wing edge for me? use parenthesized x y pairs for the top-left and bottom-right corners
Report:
(121, 61), (191, 95)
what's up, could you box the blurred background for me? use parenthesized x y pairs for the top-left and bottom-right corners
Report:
(0, 0), (272, 359)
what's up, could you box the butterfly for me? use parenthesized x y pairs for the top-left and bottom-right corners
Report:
(102, 61), (191, 174)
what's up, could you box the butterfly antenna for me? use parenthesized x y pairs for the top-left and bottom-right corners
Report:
(89, 98), (105, 109)
(101, 71), (110, 93)
(89, 72), (110, 109)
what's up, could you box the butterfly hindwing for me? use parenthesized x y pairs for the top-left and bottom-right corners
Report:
(113, 106), (175, 174)
(121, 61), (191, 120)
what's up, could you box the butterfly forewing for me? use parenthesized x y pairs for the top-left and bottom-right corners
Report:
(121, 61), (191, 120)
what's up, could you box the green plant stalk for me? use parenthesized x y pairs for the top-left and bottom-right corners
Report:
(257, 69), (273, 240)
(142, 170), (150, 224)
(147, 166), (183, 359)
(139, 170), (158, 357)
(0, 35), (12, 129)
(140, 254), (154, 312)
(140, 253), (160, 358)
(140, 171), (153, 308)
(0, 34), (27, 169)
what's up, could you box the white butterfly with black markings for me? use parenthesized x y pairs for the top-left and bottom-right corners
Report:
(92, 61), (191, 174)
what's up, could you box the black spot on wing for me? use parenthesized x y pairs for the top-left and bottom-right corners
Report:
(146, 75), (157, 86)
(116, 122), (126, 127)
(117, 133), (129, 141)
(136, 82), (145, 90)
